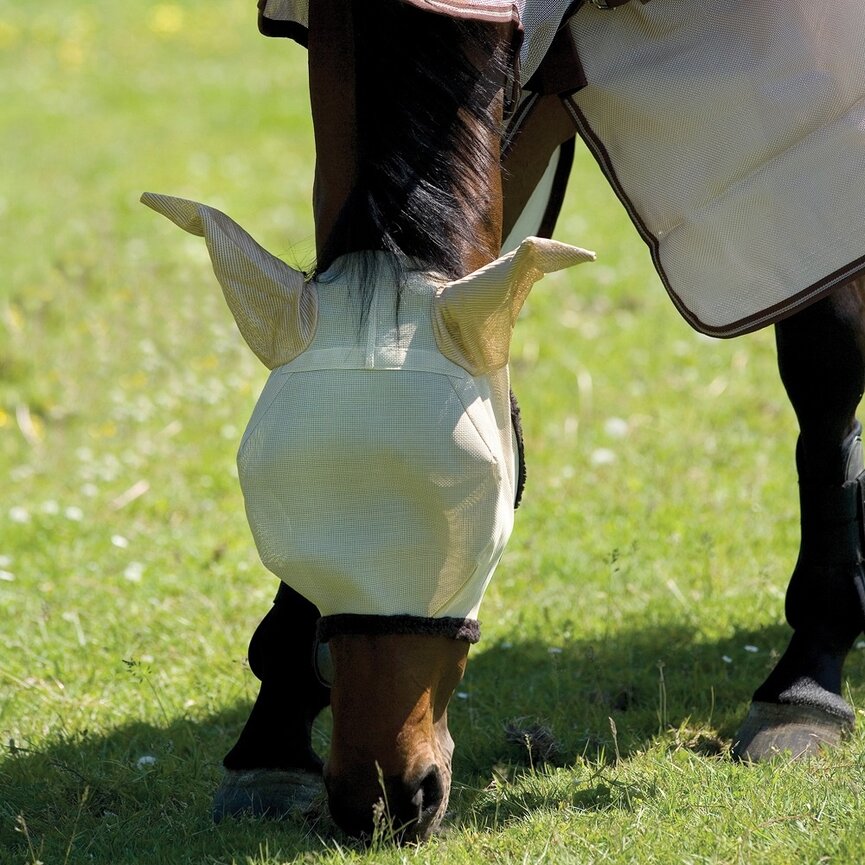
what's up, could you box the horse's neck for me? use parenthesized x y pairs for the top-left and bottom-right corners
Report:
(307, 0), (507, 279)
(307, 0), (359, 267)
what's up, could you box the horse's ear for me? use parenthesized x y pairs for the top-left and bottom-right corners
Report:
(434, 237), (594, 375)
(141, 193), (317, 369)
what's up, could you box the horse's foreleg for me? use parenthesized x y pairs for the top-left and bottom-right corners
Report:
(212, 582), (330, 820)
(734, 278), (865, 760)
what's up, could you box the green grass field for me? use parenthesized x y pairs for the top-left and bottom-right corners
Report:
(2, 2), (865, 863)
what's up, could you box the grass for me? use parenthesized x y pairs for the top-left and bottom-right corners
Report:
(2, 1), (865, 862)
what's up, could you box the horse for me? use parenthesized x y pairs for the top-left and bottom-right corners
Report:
(144, 0), (595, 840)
(146, 0), (865, 842)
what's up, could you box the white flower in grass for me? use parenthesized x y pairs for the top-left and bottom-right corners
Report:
(111, 535), (129, 549)
(590, 448), (616, 466)
(136, 755), (157, 768)
(9, 507), (29, 524)
(722, 655), (733, 664)
(603, 417), (629, 439)
(65, 506), (83, 522)
(124, 562), (144, 582)
(0, 570), (14, 582)
(744, 645), (759, 653)
(40, 500), (60, 515)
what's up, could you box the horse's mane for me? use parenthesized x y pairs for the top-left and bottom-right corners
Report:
(314, 1), (508, 318)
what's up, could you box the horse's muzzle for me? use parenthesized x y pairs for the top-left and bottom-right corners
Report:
(326, 763), (448, 842)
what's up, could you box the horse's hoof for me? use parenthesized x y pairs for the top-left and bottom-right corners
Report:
(732, 701), (853, 762)
(212, 768), (326, 823)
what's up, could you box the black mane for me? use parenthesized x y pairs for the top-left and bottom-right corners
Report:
(314, 1), (508, 317)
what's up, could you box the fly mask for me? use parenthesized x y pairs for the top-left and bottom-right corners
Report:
(141, 192), (593, 638)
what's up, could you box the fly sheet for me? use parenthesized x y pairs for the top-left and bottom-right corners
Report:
(260, 0), (865, 337)
(565, 1), (865, 335)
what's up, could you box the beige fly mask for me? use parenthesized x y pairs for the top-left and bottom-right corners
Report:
(142, 192), (593, 622)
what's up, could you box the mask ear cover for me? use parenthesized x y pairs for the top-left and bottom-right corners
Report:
(433, 236), (595, 376)
(141, 192), (318, 369)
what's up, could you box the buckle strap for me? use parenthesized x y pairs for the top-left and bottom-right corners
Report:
(787, 422), (865, 633)
(797, 470), (865, 567)
(799, 473), (863, 528)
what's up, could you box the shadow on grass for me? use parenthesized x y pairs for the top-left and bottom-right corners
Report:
(0, 704), (337, 865)
(3, 619), (863, 860)
(447, 618), (860, 830)
(452, 620), (800, 772)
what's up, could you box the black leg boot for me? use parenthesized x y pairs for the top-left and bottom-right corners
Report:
(213, 582), (331, 820)
(734, 423), (865, 760)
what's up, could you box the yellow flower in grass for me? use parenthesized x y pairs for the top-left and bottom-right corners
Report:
(149, 5), (185, 37)
(5, 304), (23, 332)
(121, 371), (149, 390)
(58, 37), (85, 70)
(0, 21), (20, 50)
(92, 421), (117, 440)
(51, 11), (95, 70)
(193, 354), (219, 371)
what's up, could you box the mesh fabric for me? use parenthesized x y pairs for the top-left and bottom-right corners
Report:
(142, 195), (592, 618)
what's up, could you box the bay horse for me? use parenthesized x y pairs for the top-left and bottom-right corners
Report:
(148, 0), (865, 842)
(145, 0), (592, 840)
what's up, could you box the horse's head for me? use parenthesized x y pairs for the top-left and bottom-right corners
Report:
(143, 190), (592, 840)
(143, 0), (593, 841)
(323, 632), (468, 840)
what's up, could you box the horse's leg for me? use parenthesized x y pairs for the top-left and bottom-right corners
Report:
(734, 278), (865, 760)
(212, 582), (330, 820)
(211, 1), (352, 822)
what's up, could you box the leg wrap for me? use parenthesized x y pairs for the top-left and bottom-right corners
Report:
(747, 422), (865, 728)
(735, 428), (865, 758)
(785, 422), (865, 648)
(739, 285), (865, 758)
(214, 583), (330, 821)
(222, 582), (330, 773)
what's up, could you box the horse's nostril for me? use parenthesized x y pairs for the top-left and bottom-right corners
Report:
(327, 766), (447, 841)
(410, 765), (444, 817)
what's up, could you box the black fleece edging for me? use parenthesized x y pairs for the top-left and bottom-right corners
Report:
(317, 614), (481, 644)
